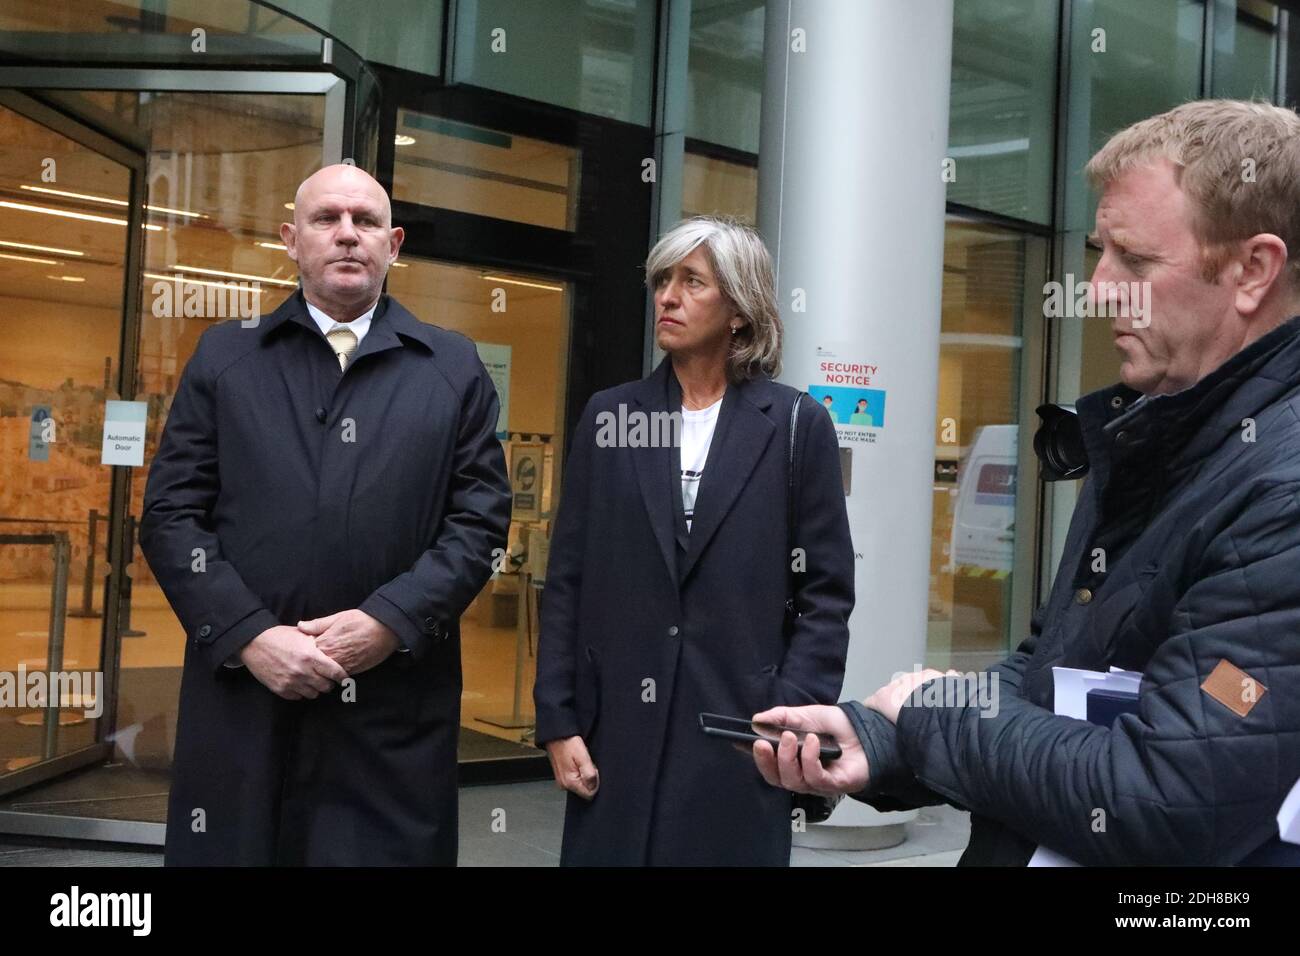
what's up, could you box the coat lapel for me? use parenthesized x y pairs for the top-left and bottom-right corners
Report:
(630, 360), (679, 586)
(678, 379), (775, 583)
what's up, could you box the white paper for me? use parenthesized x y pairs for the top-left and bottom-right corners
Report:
(1049, 666), (1143, 721)
(1028, 666), (1143, 866)
(1028, 845), (1080, 867)
(1280, 777), (1300, 846)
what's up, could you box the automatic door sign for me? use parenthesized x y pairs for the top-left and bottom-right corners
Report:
(101, 401), (148, 467)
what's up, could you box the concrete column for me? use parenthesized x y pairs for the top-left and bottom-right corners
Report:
(758, 0), (953, 849)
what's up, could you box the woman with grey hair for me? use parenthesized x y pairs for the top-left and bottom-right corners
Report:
(534, 215), (854, 865)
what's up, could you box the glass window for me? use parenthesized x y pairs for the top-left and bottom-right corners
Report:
(1211, 1), (1280, 100)
(681, 152), (757, 222)
(0, 104), (129, 775)
(686, 0), (765, 153)
(1067, 0), (1205, 233)
(386, 258), (572, 753)
(1078, 244), (1120, 397)
(451, 0), (657, 126)
(0, 0), (322, 62)
(393, 111), (581, 232)
(947, 0), (1060, 225)
(930, 219), (1041, 671)
(1288, 9), (1300, 109)
(271, 0), (445, 75)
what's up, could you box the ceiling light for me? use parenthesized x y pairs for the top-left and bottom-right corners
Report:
(0, 239), (84, 257)
(168, 264), (298, 288)
(0, 252), (58, 265)
(481, 274), (564, 292)
(0, 199), (163, 230)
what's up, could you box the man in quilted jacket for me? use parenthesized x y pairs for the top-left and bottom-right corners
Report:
(751, 99), (1300, 865)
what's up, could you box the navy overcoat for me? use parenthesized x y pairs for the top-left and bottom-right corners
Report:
(140, 290), (511, 865)
(534, 359), (854, 865)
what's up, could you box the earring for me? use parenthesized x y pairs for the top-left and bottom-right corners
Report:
(730, 326), (740, 335)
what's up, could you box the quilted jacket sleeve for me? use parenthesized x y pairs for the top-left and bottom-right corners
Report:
(848, 608), (1045, 812)
(891, 479), (1300, 865)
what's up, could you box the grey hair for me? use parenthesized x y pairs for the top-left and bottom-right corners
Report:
(644, 215), (782, 382)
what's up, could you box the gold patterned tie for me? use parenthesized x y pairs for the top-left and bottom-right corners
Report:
(326, 326), (358, 371)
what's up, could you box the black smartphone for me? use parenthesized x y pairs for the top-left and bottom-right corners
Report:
(698, 712), (842, 763)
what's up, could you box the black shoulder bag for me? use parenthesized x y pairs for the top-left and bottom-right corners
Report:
(784, 393), (843, 826)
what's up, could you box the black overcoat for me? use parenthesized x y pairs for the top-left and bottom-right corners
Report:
(140, 290), (511, 865)
(534, 360), (854, 865)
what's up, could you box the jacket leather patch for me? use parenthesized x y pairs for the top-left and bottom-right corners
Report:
(1201, 659), (1267, 717)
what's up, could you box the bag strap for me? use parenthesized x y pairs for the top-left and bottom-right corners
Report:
(785, 392), (807, 616)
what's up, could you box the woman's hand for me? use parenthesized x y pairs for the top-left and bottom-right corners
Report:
(544, 735), (600, 800)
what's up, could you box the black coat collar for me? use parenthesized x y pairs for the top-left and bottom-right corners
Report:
(1078, 314), (1300, 493)
(258, 289), (439, 359)
(629, 359), (777, 585)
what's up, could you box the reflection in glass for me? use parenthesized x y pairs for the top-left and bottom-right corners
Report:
(1069, 0), (1205, 232)
(948, 0), (1060, 225)
(930, 220), (1033, 672)
(393, 112), (581, 232)
(682, 152), (757, 222)
(386, 258), (572, 752)
(451, 0), (657, 125)
(686, 0), (765, 153)
(0, 105), (127, 773)
(1211, 1), (1280, 100)
(0, 0), (321, 62)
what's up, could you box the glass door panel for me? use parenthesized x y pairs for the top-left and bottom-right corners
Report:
(0, 100), (133, 782)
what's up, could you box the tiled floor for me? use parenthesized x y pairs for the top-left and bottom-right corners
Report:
(0, 780), (969, 866)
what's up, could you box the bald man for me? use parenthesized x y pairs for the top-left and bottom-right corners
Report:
(140, 165), (512, 865)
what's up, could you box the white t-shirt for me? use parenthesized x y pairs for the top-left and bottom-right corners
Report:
(680, 398), (723, 532)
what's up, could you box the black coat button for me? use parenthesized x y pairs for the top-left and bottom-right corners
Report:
(667, 625), (679, 637)
(197, 624), (212, 638)
(315, 407), (327, 423)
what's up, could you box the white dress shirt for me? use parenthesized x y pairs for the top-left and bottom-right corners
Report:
(305, 297), (378, 346)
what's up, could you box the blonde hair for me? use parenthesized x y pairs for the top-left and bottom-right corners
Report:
(645, 216), (782, 382)
(1085, 99), (1300, 291)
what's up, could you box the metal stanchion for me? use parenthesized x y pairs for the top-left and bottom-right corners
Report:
(42, 532), (71, 759)
(67, 508), (104, 619)
(0, 532), (77, 770)
(476, 565), (535, 732)
(477, 527), (542, 736)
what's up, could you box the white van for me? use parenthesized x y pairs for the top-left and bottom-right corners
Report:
(950, 424), (1017, 576)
